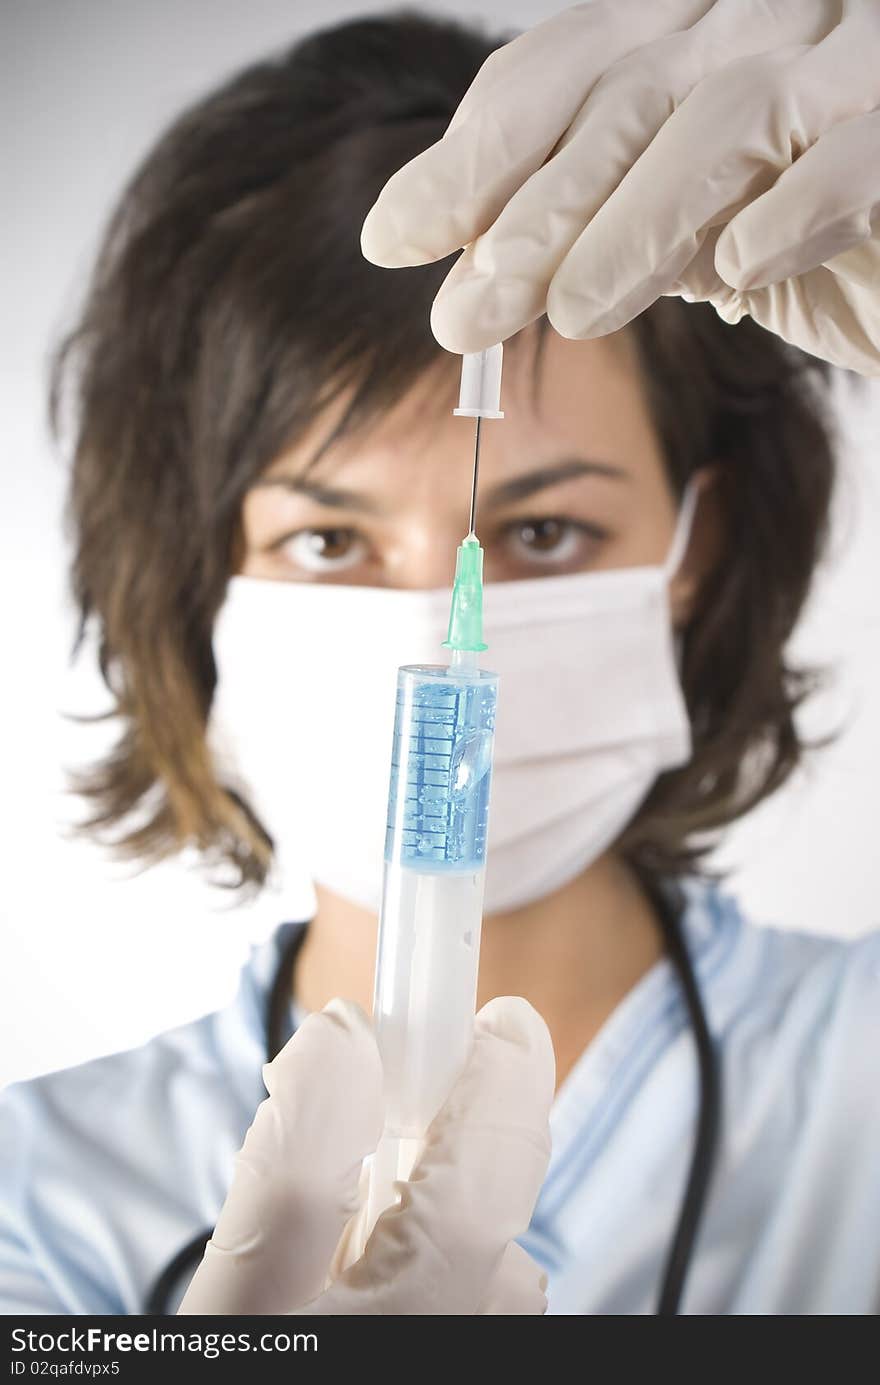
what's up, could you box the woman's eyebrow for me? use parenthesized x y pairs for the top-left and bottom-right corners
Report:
(251, 456), (624, 513)
(252, 474), (384, 515)
(485, 458), (628, 508)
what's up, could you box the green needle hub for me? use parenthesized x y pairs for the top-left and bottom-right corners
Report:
(443, 535), (488, 653)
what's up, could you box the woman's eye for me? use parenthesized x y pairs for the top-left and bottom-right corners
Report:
(502, 517), (604, 566)
(276, 527), (367, 573)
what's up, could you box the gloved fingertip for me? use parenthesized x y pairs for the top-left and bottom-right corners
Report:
(359, 199), (393, 265)
(262, 998), (379, 1097)
(430, 288), (501, 355)
(718, 191), (876, 293)
(320, 996), (371, 1031)
(475, 994), (553, 1055)
(474, 996), (556, 1103)
(360, 200), (437, 269)
(549, 258), (656, 341)
(361, 230), (434, 269)
(545, 280), (603, 341)
(713, 223), (760, 291)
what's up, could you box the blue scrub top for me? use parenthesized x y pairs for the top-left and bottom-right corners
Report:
(2, 879), (880, 1315)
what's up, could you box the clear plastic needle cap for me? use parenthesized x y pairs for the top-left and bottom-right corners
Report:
(452, 345), (505, 420)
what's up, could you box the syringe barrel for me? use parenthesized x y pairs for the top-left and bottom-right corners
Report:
(374, 862), (487, 1135)
(384, 663), (497, 878)
(367, 662), (498, 1234)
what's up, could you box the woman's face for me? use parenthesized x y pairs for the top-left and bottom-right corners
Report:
(240, 327), (705, 620)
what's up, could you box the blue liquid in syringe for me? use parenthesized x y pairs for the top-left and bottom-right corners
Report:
(385, 666), (497, 873)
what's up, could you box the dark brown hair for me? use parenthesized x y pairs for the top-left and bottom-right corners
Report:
(50, 10), (835, 891)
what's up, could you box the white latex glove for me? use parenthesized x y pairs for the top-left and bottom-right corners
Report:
(360, 0), (880, 376)
(178, 995), (554, 1315)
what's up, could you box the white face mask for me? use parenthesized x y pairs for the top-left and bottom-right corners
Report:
(209, 487), (697, 918)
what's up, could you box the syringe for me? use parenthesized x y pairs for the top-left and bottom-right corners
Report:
(363, 345), (505, 1242)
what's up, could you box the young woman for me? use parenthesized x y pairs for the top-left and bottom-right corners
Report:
(2, 12), (879, 1316)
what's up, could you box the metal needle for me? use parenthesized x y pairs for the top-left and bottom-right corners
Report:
(467, 415), (483, 536)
